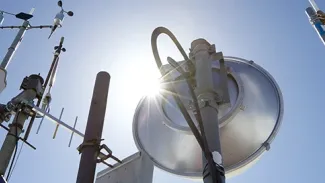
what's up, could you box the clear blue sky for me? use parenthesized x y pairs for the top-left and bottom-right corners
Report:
(0, 0), (325, 183)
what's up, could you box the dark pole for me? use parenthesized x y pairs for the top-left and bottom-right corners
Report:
(76, 71), (110, 183)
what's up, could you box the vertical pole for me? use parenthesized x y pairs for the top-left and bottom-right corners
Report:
(0, 7), (35, 69)
(0, 112), (29, 176)
(306, 7), (325, 45)
(0, 89), (37, 176)
(0, 9), (34, 93)
(0, 20), (29, 69)
(76, 72), (110, 183)
(24, 37), (64, 141)
(191, 39), (225, 183)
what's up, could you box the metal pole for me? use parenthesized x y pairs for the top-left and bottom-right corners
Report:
(24, 37), (64, 140)
(0, 9), (34, 93)
(306, 7), (325, 45)
(0, 20), (29, 69)
(309, 0), (320, 11)
(191, 39), (225, 183)
(76, 71), (110, 183)
(0, 90), (37, 175)
(0, 4), (35, 69)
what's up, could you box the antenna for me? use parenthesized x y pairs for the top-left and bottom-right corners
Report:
(129, 27), (284, 183)
(0, 37), (121, 182)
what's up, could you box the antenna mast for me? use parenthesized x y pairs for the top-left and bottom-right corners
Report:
(306, 0), (325, 45)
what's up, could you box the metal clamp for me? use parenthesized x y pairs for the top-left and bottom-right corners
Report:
(197, 92), (220, 110)
(77, 139), (102, 153)
(96, 144), (122, 168)
(77, 139), (122, 168)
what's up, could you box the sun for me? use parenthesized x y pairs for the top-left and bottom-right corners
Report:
(144, 78), (162, 97)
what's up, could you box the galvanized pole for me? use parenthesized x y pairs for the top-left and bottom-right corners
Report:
(0, 89), (37, 175)
(306, 2), (325, 45)
(191, 39), (225, 183)
(76, 71), (110, 183)
(0, 20), (29, 69)
(0, 8), (35, 69)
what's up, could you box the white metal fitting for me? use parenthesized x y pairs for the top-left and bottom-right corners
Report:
(197, 92), (220, 110)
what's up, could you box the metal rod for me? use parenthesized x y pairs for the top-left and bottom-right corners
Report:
(0, 20), (29, 69)
(0, 25), (52, 29)
(0, 8), (34, 69)
(24, 37), (64, 140)
(29, 25), (52, 29)
(0, 26), (23, 29)
(76, 71), (110, 183)
(53, 107), (64, 139)
(68, 116), (78, 147)
(0, 10), (16, 16)
(306, 7), (325, 45)
(35, 107), (47, 134)
(30, 105), (84, 138)
(191, 39), (225, 183)
(309, 0), (320, 11)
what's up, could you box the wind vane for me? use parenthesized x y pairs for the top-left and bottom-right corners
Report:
(48, 1), (74, 39)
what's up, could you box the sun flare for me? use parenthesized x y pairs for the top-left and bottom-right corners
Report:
(144, 78), (162, 97)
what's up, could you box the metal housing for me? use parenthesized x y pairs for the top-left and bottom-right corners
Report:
(132, 56), (284, 178)
(96, 152), (154, 183)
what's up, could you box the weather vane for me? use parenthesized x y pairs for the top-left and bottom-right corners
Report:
(48, 0), (74, 39)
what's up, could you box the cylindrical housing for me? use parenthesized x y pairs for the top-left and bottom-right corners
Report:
(306, 7), (325, 45)
(54, 11), (65, 27)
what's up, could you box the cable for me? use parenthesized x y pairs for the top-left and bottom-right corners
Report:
(165, 85), (204, 149)
(151, 27), (189, 74)
(7, 142), (24, 181)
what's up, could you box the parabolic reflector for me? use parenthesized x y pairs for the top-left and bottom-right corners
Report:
(132, 56), (283, 178)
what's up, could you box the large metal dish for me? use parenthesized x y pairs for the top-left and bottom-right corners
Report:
(132, 56), (284, 178)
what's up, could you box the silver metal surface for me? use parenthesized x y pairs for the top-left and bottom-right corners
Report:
(161, 64), (244, 133)
(96, 152), (154, 183)
(133, 56), (284, 178)
(68, 116), (78, 147)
